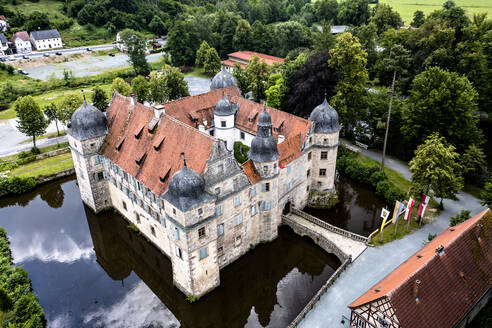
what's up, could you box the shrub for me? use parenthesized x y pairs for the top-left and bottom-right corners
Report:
(449, 209), (471, 227)
(0, 177), (37, 196)
(30, 147), (40, 155)
(234, 142), (250, 164)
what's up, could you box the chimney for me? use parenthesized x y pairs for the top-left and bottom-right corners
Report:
(198, 125), (205, 132)
(413, 279), (421, 302)
(436, 245), (445, 256)
(130, 93), (137, 106)
(153, 104), (165, 118)
(278, 135), (285, 144)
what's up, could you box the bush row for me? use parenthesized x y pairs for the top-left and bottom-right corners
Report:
(0, 227), (46, 327)
(234, 141), (250, 164)
(336, 146), (407, 206)
(0, 177), (37, 196)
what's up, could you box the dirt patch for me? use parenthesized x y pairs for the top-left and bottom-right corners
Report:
(12, 52), (98, 69)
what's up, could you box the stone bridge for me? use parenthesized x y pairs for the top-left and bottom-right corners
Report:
(281, 208), (368, 262)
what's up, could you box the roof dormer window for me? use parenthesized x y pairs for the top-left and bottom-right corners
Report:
(136, 152), (147, 166)
(135, 126), (144, 139)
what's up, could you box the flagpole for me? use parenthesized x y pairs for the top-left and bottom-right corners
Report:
(394, 219), (398, 238)
(406, 215), (410, 232)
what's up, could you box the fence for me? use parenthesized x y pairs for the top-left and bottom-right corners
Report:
(292, 208), (369, 244)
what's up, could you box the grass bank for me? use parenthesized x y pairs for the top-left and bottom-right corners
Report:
(7, 153), (73, 179)
(185, 67), (214, 79)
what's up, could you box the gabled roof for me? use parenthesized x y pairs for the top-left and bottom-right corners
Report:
(227, 51), (284, 66)
(100, 93), (216, 197)
(30, 29), (60, 40)
(349, 209), (492, 328)
(0, 15), (7, 22)
(241, 160), (260, 185)
(278, 134), (303, 167)
(11, 31), (29, 42)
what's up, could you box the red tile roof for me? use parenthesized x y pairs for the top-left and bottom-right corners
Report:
(242, 160), (260, 184)
(349, 209), (492, 328)
(278, 134), (303, 167)
(100, 93), (216, 196)
(227, 51), (284, 66)
(222, 59), (246, 68)
(11, 31), (29, 42)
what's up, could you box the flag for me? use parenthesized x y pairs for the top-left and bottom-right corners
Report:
(418, 194), (430, 218)
(392, 201), (406, 224)
(380, 208), (390, 233)
(404, 198), (415, 222)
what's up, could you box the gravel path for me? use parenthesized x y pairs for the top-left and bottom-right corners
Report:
(299, 142), (488, 328)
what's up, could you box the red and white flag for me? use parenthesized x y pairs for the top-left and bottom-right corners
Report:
(418, 194), (430, 218)
(404, 198), (414, 222)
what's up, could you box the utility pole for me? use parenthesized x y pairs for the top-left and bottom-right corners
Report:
(381, 69), (396, 172)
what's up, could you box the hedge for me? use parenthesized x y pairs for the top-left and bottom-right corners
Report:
(0, 177), (37, 196)
(0, 227), (46, 327)
(337, 146), (407, 206)
(234, 141), (250, 164)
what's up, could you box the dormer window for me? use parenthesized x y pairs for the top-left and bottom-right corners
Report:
(116, 137), (125, 151)
(159, 168), (170, 183)
(135, 126), (144, 139)
(154, 136), (165, 151)
(136, 152), (147, 166)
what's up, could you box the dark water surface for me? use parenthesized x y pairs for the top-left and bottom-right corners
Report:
(305, 175), (386, 237)
(0, 178), (341, 328)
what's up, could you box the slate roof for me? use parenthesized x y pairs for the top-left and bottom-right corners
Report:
(68, 100), (107, 141)
(100, 93), (216, 198)
(349, 209), (492, 328)
(11, 31), (29, 42)
(0, 33), (6, 46)
(210, 67), (237, 90)
(309, 97), (340, 134)
(30, 29), (61, 40)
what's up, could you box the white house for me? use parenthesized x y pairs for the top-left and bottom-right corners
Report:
(115, 32), (127, 52)
(30, 29), (62, 50)
(0, 33), (8, 56)
(0, 16), (8, 32)
(11, 31), (32, 54)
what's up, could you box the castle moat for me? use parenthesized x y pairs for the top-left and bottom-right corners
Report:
(0, 176), (383, 327)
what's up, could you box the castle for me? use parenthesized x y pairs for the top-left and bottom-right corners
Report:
(67, 68), (340, 298)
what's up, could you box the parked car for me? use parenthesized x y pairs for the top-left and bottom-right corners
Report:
(55, 52), (62, 56)
(43, 53), (50, 57)
(0, 57), (5, 62)
(16, 69), (28, 75)
(108, 53), (115, 57)
(86, 47), (92, 51)
(22, 55), (29, 59)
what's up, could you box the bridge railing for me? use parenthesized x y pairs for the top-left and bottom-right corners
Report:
(287, 257), (351, 328)
(291, 208), (369, 244)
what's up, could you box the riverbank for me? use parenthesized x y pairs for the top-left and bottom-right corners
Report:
(0, 227), (45, 326)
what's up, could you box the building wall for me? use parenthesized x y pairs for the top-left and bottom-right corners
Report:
(15, 39), (31, 53)
(213, 114), (235, 151)
(31, 37), (62, 50)
(350, 298), (401, 328)
(305, 130), (339, 191)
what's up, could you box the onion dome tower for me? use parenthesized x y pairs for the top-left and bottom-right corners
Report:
(308, 95), (340, 134)
(248, 107), (280, 179)
(67, 97), (109, 213)
(213, 92), (236, 151)
(210, 67), (237, 90)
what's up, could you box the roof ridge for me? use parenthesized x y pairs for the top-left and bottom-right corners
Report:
(161, 110), (216, 142)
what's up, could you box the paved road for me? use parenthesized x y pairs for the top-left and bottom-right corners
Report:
(299, 142), (488, 328)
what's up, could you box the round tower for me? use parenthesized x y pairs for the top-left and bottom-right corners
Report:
(210, 67), (237, 90)
(213, 92), (236, 151)
(307, 95), (340, 191)
(67, 98), (109, 212)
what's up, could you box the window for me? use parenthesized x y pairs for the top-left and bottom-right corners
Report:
(93, 155), (101, 165)
(319, 169), (326, 176)
(221, 121), (226, 127)
(251, 204), (257, 216)
(175, 245), (182, 259)
(321, 151), (328, 160)
(198, 208), (203, 215)
(274, 163), (277, 169)
(309, 137), (312, 143)
(122, 201), (127, 211)
(263, 166), (268, 174)
(123, 172), (128, 181)
(356, 317), (366, 328)
(262, 183), (270, 192)
(240, 131), (245, 139)
(217, 246), (223, 253)
(235, 214), (242, 226)
(261, 200), (271, 211)
(250, 186), (257, 197)
(174, 227), (180, 240)
(323, 138), (328, 143)
(217, 224), (224, 236)
(136, 213), (140, 224)
(218, 164), (223, 173)
(235, 235), (242, 246)
(307, 169), (311, 177)
(199, 247), (208, 260)
(308, 152), (312, 161)
(198, 227), (206, 239)
(173, 208), (176, 215)
(151, 226), (156, 236)
(216, 205), (223, 216)
(287, 165), (292, 174)
(209, 130), (214, 136)
(234, 195), (241, 207)
(215, 187), (220, 195)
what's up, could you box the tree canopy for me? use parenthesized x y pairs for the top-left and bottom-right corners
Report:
(14, 96), (48, 149)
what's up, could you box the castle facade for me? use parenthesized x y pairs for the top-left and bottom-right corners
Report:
(67, 69), (340, 297)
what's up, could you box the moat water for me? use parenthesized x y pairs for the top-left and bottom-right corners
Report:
(0, 176), (383, 327)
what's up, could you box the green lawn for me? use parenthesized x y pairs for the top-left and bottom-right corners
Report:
(185, 67), (215, 79)
(7, 153), (73, 178)
(377, 0), (492, 24)
(357, 153), (411, 193)
(371, 205), (425, 245)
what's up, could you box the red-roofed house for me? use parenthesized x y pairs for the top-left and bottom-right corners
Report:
(11, 31), (32, 54)
(0, 15), (8, 32)
(348, 209), (492, 328)
(222, 51), (284, 72)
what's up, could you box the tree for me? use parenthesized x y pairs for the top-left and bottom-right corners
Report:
(460, 144), (486, 184)
(14, 96), (48, 149)
(411, 10), (425, 27)
(232, 19), (252, 51)
(203, 48), (221, 75)
(131, 75), (150, 103)
(449, 209), (471, 226)
(402, 67), (482, 153)
(314, 21), (336, 51)
(24, 11), (51, 32)
(44, 103), (61, 137)
(481, 176), (492, 209)
(92, 86), (108, 111)
(111, 77), (132, 96)
(149, 71), (167, 103)
(195, 41), (211, 68)
(380, 44), (410, 171)
(337, 0), (370, 26)
(314, 0), (338, 23)
(57, 93), (83, 125)
(265, 73), (286, 109)
(120, 29), (150, 76)
(272, 21), (312, 57)
(409, 133), (463, 209)
(245, 55), (271, 102)
(149, 15), (166, 36)
(166, 19), (200, 67)
(232, 62), (250, 96)
(329, 32), (368, 132)
(164, 66), (189, 100)
(370, 3), (401, 34)
(251, 21), (272, 54)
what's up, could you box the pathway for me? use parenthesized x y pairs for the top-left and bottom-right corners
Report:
(299, 141), (488, 328)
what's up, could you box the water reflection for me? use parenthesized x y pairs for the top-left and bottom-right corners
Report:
(0, 178), (340, 328)
(305, 175), (386, 236)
